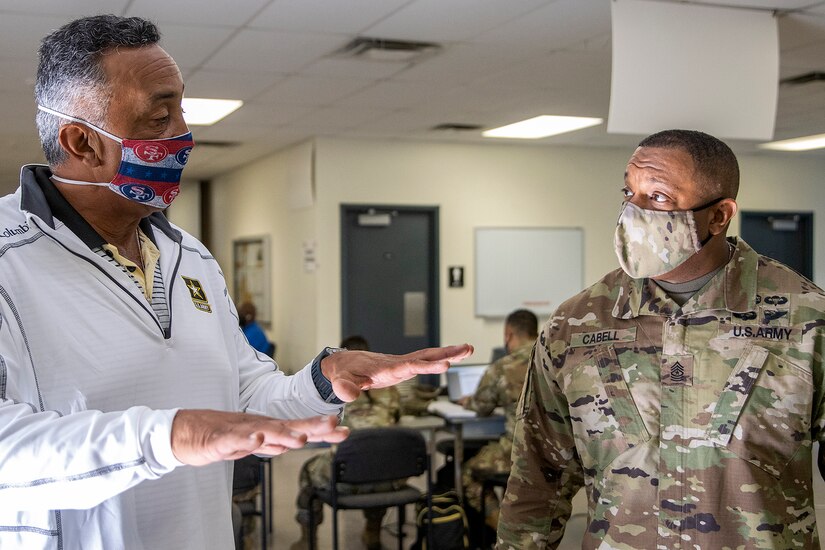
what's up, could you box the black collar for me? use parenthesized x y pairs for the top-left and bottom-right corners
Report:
(20, 165), (182, 248)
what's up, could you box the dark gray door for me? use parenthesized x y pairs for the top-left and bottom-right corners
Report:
(341, 205), (439, 355)
(740, 211), (813, 279)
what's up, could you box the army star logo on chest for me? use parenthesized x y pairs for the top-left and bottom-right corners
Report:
(181, 276), (212, 313)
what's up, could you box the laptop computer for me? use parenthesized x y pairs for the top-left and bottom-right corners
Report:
(445, 364), (488, 402)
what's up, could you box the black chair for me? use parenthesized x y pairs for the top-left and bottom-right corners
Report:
(308, 427), (433, 550)
(232, 455), (270, 550)
(434, 437), (498, 490)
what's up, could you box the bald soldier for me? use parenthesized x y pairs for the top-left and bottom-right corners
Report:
(498, 129), (825, 549)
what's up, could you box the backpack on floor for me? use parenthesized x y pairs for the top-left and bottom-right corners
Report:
(411, 490), (469, 550)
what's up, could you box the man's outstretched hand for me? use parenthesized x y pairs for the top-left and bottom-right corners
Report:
(171, 410), (350, 466)
(320, 343), (474, 402)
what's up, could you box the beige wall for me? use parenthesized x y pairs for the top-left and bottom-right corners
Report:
(313, 138), (628, 362)
(165, 179), (201, 240)
(210, 144), (318, 373)
(207, 136), (825, 368)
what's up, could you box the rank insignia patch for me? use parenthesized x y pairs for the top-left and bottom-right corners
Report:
(661, 354), (694, 386)
(182, 276), (212, 313)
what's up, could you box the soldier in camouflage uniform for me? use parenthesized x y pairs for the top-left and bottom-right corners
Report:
(498, 129), (825, 549)
(292, 336), (402, 550)
(460, 309), (538, 525)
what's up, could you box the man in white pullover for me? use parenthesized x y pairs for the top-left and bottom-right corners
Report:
(0, 14), (472, 549)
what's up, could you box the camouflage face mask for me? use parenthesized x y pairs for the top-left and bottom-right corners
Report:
(613, 198), (722, 279)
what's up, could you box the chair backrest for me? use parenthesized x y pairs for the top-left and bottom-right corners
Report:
(331, 427), (428, 485)
(232, 455), (261, 494)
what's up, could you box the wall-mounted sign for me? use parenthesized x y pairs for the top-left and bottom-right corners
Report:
(448, 266), (464, 288)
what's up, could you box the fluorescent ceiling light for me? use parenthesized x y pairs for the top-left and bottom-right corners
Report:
(483, 115), (603, 139)
(759, 133), (825, 152)
(182, 98), (243, 126)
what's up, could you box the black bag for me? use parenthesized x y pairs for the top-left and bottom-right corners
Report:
(411, 490), (469, 550)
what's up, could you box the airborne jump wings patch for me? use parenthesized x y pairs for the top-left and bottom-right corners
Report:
(181, 276), (212, 313)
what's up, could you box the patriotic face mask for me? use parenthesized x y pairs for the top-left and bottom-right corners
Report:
(38, 105), (194, 209)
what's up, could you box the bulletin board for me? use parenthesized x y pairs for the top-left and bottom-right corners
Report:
(475, 227), (583, 317)
(233, 236), (271, 325)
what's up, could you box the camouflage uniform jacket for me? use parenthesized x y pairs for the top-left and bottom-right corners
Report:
(498, 238), (825, 550)
(465, 342), (532, 452)
(342, 387), (401, 430)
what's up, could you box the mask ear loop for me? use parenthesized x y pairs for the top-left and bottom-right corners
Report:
(38, 105), (122, 188)
(690, 196), (725, 212)
(693, 196), (728, 246)
(50, 175), (110, 187)
(37, 105), (123, 143)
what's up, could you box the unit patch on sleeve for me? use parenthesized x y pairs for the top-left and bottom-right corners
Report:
(181, 276), (212, 313)
(570, 327), (636, 348)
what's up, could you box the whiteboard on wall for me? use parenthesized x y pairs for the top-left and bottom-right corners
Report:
(475, 227), (583, 317)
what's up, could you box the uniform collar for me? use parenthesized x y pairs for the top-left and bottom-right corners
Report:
(510, 342), (534, 355)
(507, 342), (534, 360)
(612, 237), (757, 319)
(19, 164), (182, 246)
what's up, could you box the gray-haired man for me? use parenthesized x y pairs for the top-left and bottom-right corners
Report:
(0, 14), (471, 549)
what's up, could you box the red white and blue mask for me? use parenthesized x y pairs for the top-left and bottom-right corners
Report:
(38, 105), (194, 209)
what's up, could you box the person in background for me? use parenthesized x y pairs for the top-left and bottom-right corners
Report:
(238, 301), (275, 357)
(0, 14), (473, 549)
(498, 130), (825, 549)
(458, 309), (538, 535)
(292, 335), (402, 550)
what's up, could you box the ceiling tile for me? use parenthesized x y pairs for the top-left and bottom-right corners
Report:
(1, 1), (825, 181)
(125, 0), (270, 27)
(194, 122), (277, 143)
(0, 1), (130, 17)
(249, 0), (409, 34)
(780, 41), (825, 70)
(684, 0), (813, 8)
(0, 58), (36, 94)
(216, 101), (313, 127)
(159, 24), (236, 69)
(393, 42), (545, 86)
(364, 0), (552, 42)
(473, 0), (611, 49)
(0, 12), (73, 61)
(779, 13), (825, 51)
(352, 110), (440, 133)
(186, 140), (293, 179)
(255, 75), (374, 106)
(184, 69), (287, 101)
(779, 58), (825, 80)
(289, 105), (389, 130)
(470, 49), (610, 100)
(300, 57), (410, 79)
(337, 80), (460, 110)
(203, 29), (347, 73)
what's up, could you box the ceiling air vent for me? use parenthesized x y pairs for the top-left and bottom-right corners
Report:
(336, 37), (441, 63)
(431, 123), (484, 132)
(780, 71), (825, 86)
